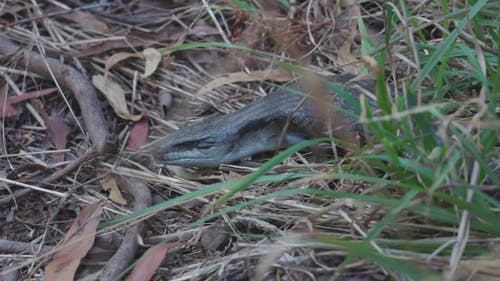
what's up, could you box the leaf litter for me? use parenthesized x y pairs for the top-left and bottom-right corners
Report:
(0, 1), (498, 281)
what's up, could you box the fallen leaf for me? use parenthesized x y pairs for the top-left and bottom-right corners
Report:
(63, 11), (110, 33)
(46, 116), (69, 163)
(142, 48), (162, 77)
(7, 88), (58, 104)
(92, 75), (144, 121)
(127, 117), (149, 150)
(1, 87), (58, 119)
(124, 242), (179, 281)
(45, 201), (103, 281)
(75, 22), (212, 58)
(104, 52), (141, 80)
(196, 70), (293, 96)
(45, 6), (110, 33)
(99, 174), (127, 205)
(0, 101), (21, 118)
(76, 29), (182, 58)
(336, 4), (362, 74)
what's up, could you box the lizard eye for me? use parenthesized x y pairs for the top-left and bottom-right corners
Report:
(173, 140), (198, 150)
(195, 136), (220, 149)
(196, 140), (217, 149)
(173, 137), (217, 150)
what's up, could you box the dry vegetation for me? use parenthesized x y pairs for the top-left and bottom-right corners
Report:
(0, 1), (499, 281)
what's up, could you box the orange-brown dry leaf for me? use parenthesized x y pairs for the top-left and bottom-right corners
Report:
(2, 87), (58, 118)
(124, 242), (179, 281)
(99, 173), (127, 205)
(0, 98), (21, 118)
(7, 88), (58, 104)
(61, 11), (110, 33)
(142, 48), (162, 77)
(104, 52), (141, 80)
(127, 117), (149, 150)
(47, 116), (68, 163)
(196, 70), (293, 96)
(44, 5), (110, 34)
(92, 75), (144, 121)
(336, 4), (362, 74)
(76, 29), (183, 58)
(45, 201), (103, 281)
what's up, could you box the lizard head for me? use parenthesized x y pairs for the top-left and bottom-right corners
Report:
(142, 115), (234, 167)
(143, 115), (301, 167)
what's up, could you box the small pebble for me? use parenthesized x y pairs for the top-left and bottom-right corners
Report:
(159, 91), (173, 109)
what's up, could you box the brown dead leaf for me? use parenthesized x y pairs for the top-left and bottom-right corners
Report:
(61, 11), (110, 33)
(99, 173), (127, 205)
(0, 100), (21, 118)
(45, 201), (103, 281)
(127, 117), (149, 150)
(124, 242), (179, 281)
(104, 52), (141, 80)
(336, 4), (362, 74)
(1, 87), (58, 119)
(0, 85), (18, 118)
(196, 70), (293, 96)
(92, 75), (144, 121)
(46, 116), (68, 163)
(7, 88), (58, 104)
(45, 6), (110, 33)
(76, 29), (182, 58)
(142, 48), (162, 77)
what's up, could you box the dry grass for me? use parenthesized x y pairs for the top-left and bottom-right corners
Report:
(0, 1), (499, 281)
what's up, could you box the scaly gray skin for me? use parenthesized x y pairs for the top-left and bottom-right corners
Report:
(143, 74), (382, 167)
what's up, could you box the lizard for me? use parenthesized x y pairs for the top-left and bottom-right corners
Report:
(143, 74), (385, 167)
